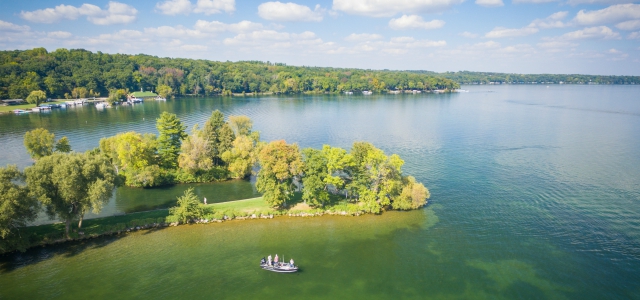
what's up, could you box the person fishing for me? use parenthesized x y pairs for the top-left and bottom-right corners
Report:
(274, 254), (279, 266)
(267, 255), (272, 266)
(289, 258), (294, 267)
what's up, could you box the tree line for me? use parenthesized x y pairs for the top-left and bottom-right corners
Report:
(413, 70), (640, 85)
(1, 110), (430, 253)
(0, 48), (459, 100)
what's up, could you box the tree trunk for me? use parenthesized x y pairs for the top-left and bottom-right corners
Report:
(65, 219), (71, 239)
(78, 215), (84, 229)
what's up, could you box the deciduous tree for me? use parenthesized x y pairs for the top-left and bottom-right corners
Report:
(25, 153), (116, 238)
(256, 140), (303, 208)
(0, 165), (39, 252)
(26, 90), (46, 107)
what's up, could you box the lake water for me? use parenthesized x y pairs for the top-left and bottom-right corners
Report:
(1, 85), (640, 299)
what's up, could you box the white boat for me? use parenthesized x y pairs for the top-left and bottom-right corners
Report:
(155, 96), (166, 101)
(13, 109), (29, 114)
(95, 102), (108, 108)
(129, 97), (143, 103)
(362, 91), (373, 95)
(260, 257), (298, 273)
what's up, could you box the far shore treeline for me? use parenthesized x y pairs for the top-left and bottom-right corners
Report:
(0, 110), (430, 253)
(0, 48), (459, 100)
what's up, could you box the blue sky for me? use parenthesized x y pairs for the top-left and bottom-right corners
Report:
(1, 0), (639, 75)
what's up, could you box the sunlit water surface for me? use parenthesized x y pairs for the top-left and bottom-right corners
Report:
(1, 85), (639, 299)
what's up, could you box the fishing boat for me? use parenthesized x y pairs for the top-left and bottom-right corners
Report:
(260, 257), (298, 273)
(155, 96), (167, 101)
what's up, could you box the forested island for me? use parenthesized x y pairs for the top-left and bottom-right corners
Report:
(0, 48), (459, 100)
(1, 110), (430, 253)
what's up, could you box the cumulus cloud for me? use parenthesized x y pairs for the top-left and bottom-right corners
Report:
(0, 20), (30, 32)
(20, 2), (137, 25)
(475, 0), (504, 7)
(156, 0), (193, 15)
(193, 0), (235, 14)
(512, 0), (558, 3)
(573, 4), (640, 26)
(194, 20), (263, 33)
(223, 30), (319, 47)
(258, 2), (324, 22)
(389, 15), (445, 30)
(47, 31), (73, 38)
(459, 31), (478, 38)
(537, 41), (578, 49)
(628, 31), (640, 39)
(344, 33), (383, 41)
(155, 0), (234, 15)
(485, 26), (538, 38)
(529, 11), (568, 29)
(560, 26), (621, 40)
(332, 0), (464, 17)
(616, 20), (640, 31)
(567, 0), (631, 5)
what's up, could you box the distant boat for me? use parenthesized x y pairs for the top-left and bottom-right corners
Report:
(13, 109), (29, 114)
(362, 91), (373, 95)
(129, 97), (143, 103)
(260, 257), (298, 273)
(344, 91), (353, 95)
(95, 102), (109, 108)
(154, 96), (166, 101)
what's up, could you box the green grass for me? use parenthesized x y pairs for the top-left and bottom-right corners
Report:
(209, 197), (273, 213)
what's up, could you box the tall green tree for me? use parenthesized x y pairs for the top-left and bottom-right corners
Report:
(256, 140), (303, 208)
(156, 112), (187, 169)
(26, 90), (46, 106)
(301, 148), (330, 207)
(0, 165), (39, 253)
(24, 128), (55, 160)
(25, 153), (116, 238)
(203, 110), (235, 166)
(392, 176), (430, 210)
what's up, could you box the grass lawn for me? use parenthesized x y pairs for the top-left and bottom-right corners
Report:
(209, 197), (274, 213)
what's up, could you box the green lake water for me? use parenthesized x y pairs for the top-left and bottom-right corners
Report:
(1, 85), (639, 299)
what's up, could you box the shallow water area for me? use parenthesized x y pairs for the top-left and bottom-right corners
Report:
(1, 85), (640, 299)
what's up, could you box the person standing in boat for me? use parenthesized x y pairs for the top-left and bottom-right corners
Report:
(274, 254), (279, 264)
(289, 258), (294, 267)
(268, 255), (272, 266)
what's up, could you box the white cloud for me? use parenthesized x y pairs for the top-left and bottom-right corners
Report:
(193, 0), (235, 14)
(560, 26), (621, 40)
(20, 2), (137, 25)
(332, 0), (465, 18)
(472, 41), (501, 48)
(512, 0), (558, 3)
(628, 31), (640, 39)
(529, 11), (568, 29)
(344, 33), (383, 41)
(155, 0), (234, 15)
(567, 0), (631, 5)
(47, 31), (73, 38)
(181, 44), (208, 51)
(223, 29), (320, 47)
(194, 20), (263, 33)
(389, 15), (445, 30)
(0, 20), (30, 32)
(459, 31), (478, 38)
(475, 0), (504, 7)
(156, 0), (193, 15)
(145, 25), (205, 38)
(258, 2), (324, 22)
(616, 20), (640, 31)
(537, 41), (578, 48)
(573, 4), (640, 26)
(485, 26), (538, 38)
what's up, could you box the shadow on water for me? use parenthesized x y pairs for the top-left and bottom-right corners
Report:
(0, 225), (170, 274)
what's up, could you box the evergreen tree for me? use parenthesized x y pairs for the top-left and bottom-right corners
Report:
(156, 112), (187, 169)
